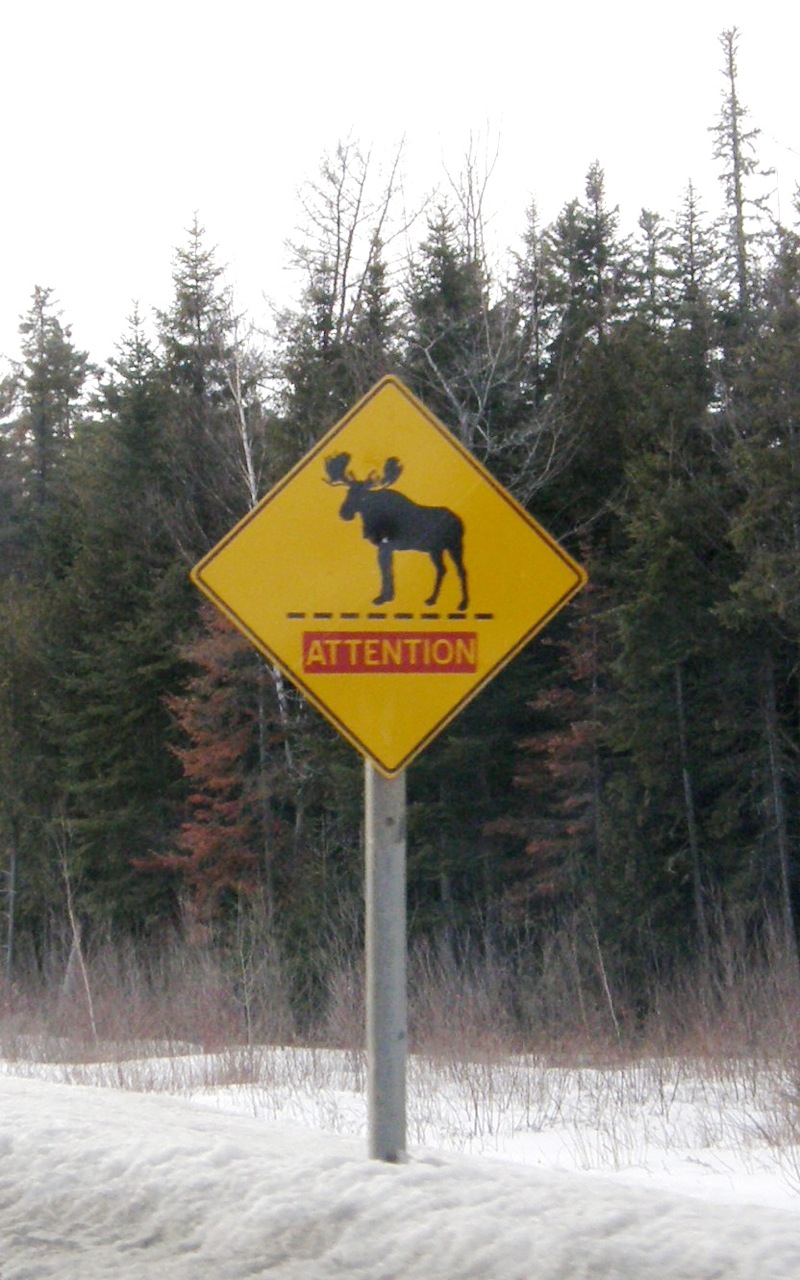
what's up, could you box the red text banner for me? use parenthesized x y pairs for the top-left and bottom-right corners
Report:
(302, 631), (478, 675)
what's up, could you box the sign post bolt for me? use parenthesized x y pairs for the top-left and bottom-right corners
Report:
(365, 761), (407, 1161)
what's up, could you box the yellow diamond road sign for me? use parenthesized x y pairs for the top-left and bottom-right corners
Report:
(191, 376), (587, 776)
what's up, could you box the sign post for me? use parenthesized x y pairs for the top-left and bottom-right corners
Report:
(364, 762), (406, 1161)
(190, 376), (587, 1160)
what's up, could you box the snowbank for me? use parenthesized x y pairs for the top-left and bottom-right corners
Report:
(1, 1073), (799, 1279)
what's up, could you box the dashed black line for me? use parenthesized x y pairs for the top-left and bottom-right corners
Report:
(285, 611), (496, 621)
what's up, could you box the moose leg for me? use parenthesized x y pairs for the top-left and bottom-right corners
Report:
(425, 550), (446, 606)
(374, 541), (395, 605)
(452, 549), (469, 612)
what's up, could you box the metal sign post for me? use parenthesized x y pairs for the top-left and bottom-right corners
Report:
(365, 761), (407, 1161)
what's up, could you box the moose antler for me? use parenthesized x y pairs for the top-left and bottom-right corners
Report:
(381, 457), (403, 487)
(324, 453), (352, 485)
(324, 454), (403, 488)
(364, 457), (403, 489)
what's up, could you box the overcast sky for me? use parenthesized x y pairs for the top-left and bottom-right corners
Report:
(2, 1), (798, 364)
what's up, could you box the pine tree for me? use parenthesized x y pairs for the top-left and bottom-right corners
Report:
(635, 210), (672, 329)
(531, 166), (636, 544)
(15, 287), (89, 505)
(0, 292), (91, 956)
(707, 37), (797, 958)
(512, 204), (553, 404)
(0, 582), (57, 968)
(717, 224), (800, 958)
(725, 227), (800, 638)
(710, 27), (772, 320)
(545, 164), (632, 367)
(1, 287), (89, 576)
(0, 423), (23, 580)
(37, 313), (187, 931)
(502, 203), (580, 504)
(668, 184), (718, 333)
(156, 219), (267, 555)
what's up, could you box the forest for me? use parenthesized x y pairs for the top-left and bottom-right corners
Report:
(0, 29), (798, 1046)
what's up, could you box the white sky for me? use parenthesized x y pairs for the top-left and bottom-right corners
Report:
(2, 1), (798, 364)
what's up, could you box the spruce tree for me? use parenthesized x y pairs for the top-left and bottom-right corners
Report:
(545, 164), (632, 367)
(156, 219), (266, 555)
(717, 225), (800, 958)
(2, 287), (89, 576)
(38, 314), (187, 930)
(0, 292), (90, 956)
(0, 582), (56, 968)
(710, 27), (772, 322)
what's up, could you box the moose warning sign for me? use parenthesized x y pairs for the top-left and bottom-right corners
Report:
(191, 376), (587, 776)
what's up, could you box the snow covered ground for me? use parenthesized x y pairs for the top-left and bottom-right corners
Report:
(1, 1045), (799, 1277)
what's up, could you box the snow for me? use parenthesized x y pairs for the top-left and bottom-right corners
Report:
(1, 1049), (799, 1278)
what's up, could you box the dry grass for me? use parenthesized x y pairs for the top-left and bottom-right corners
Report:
(2, 915), (800, 1190)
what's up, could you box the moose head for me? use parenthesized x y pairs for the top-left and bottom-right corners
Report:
(324, 453), (403, 520)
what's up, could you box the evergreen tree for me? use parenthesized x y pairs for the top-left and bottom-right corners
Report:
(545, 164), (632, 368)
(534, 167), (635, 542)
(35, 315), (187, 929)
(504, 203), (579, 504)
(716, 224), (800, 957)
(156, 219), (269, 556)
(725, 226), (800, 638)
(1, 287), (89, 576)
(611, 450), (740, 959)
(15, 287), (89, 506)
(512, 204), (553, 404)
(0, 422), (23, 580)
(0, 292), (90, 955)
(0, 583), (56, 968)
(634, 210), (672, 329)
(668, 184), (718, 336)
(710, 27), (772, 321)
(707, 32), (796, 959)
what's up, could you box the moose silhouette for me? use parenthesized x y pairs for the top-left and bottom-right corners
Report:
(324, 453), (469, 611)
